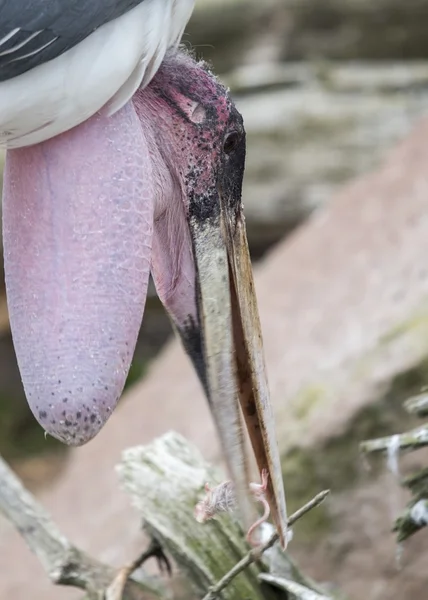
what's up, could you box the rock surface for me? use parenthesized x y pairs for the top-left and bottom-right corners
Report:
(233, 61), (428, 252)
(3, 114), (428, 599)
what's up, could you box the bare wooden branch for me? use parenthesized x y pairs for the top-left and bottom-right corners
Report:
(118, 432), (268, 599)
(359, 425), (428, 455)
(0, 455), (163, 600)
(402, 468), (428, 498)
(394, 499), (428, 543)
(200, 490), (330, 600)
(117, 433), (329, 600)
(404, 392), (428, 418)
(259, 523), (326, 594)
(259, 573), (331, 600)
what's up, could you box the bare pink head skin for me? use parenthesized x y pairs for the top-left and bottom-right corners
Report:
(2, 51), (244, 445)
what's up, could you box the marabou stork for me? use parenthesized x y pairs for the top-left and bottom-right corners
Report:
(0, 0), (287, 547)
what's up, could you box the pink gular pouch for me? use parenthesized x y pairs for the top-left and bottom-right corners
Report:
(4, 102), (153, 444)
(3, 51), (288, 549)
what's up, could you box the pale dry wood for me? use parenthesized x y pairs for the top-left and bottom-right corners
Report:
(360, 425), (428, 455)
(0, 455), (163, 600)
(117, 432), (330, 600)
(117, 432), (268, 600)
(259, 573), (331, 600)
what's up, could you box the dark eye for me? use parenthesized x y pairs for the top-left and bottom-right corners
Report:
(223, 131), (240, 154)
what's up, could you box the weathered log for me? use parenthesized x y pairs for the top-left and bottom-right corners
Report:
(0, 432), (331, 600)
(117, 432), (331, 600)
(0, 455), (164, 600)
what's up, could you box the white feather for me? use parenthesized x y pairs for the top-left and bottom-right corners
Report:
(0, 28), (20, 49)
(0, 30), (42, 57)
(7, 37), (58, 63)
(0, 0), (194, 148)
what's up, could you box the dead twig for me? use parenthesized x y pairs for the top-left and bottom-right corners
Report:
(200, 489), (330, 600)
(106, 537), (172, 600)
(359, 425), (428, 455)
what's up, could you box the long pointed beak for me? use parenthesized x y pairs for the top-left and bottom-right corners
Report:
(182, 192), (288, 548)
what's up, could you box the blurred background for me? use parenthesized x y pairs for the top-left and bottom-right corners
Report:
(2, 0), (428, 598)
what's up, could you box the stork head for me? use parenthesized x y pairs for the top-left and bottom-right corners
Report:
(3, 51), (287, 547)
(133, 53), (246, 387)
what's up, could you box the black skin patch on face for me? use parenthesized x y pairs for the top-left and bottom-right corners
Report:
(187, 183), (219, 222)
(219, 132), (246, 217)
(189, 105), (246, 226)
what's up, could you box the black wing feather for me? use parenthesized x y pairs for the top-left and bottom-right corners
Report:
(0, 0), (147, 81)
